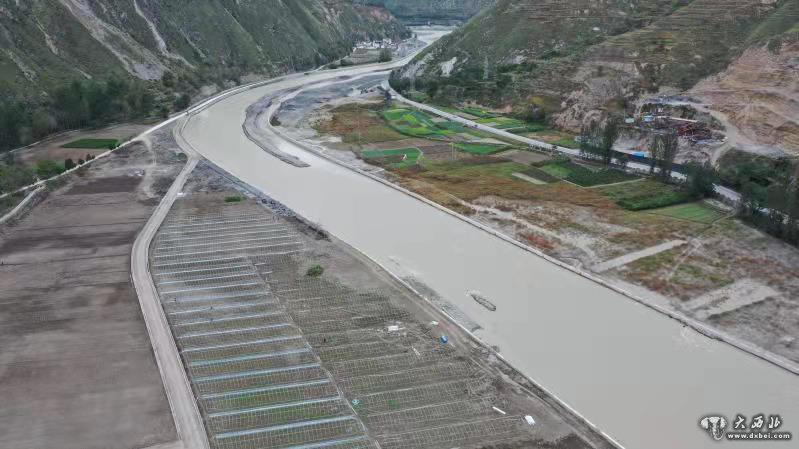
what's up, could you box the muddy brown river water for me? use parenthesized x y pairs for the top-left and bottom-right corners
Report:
(179, 30), (799, 449)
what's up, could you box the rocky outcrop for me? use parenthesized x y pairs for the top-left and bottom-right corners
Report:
(691, 41), (799, 156)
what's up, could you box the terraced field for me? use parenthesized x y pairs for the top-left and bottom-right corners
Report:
(149, 195), (603, 449)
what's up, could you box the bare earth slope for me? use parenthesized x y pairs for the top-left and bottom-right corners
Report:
(691, 41), (799, 156)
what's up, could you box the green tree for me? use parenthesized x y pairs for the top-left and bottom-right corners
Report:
(378, 48), (392, 63)
(64, 158), (76, 170)
(174, 93), (191, 110)
(650, 131), (679, 181)
(35, 160), (64, 179)
(684, 161), (718, 199)
(601, 117), (620, 166)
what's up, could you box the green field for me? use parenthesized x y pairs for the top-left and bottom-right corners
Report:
(460, 107), (495, 118)
(599, 179), (691, 211)
(476, 116), (526, 130)
(536, 160), (638, 187)
(382, 109), (448, 138)
(521, 167), (560, 183)
(362, 147), (421, 168)
(62, 138), (119, 149)
(645, 202), (727, 224)
(454, 142), (506, 155)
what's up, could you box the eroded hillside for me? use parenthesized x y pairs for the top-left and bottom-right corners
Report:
(392, 0), (798, 154)
(0, 0), (408, 98)
(366, 0), (494, 23)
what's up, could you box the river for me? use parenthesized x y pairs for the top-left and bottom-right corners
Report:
(180, 37), (799, 449)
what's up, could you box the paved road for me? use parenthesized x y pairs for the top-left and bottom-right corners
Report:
(389, 90), (743, 205)
(130, 122), (205, 449)
(176, 53), (799, 448)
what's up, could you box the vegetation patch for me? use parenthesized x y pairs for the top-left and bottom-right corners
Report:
(361, 148), (421, 168)
(460, 107), (495, 118)
(454, 142), (506, 155)
(315, 104), (406, 144)
(476, 116), (526, 130)
(224, 195), (243, 203)
(306, 265), (324, 277)
(645, 202), (727, 224)
(381, 109), (450, 138)
(599, 179), (691, 211)
(62, 138), (119, 149)
(534, 159), (638, 187)
(520, 167), (560, 184)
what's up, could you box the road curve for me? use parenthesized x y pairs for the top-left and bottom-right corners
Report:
(130, 121), (206, 449)
(178, 59), (799, 448)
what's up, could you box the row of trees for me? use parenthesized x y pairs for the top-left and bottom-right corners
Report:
(738, 163), (799, 246)
(580, 116), (799, 246)
(0, 75), (199, 154)
(0, 78), (158, 153)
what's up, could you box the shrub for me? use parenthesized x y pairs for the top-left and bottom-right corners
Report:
(35, 159), (65, 179)
(306, 265), (324, 277)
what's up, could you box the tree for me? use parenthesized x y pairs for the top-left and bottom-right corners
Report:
(64, 158), (76, 170)
(78, 158), (85, 165)
(174, 93), (191, 111)
(601, 116), (620, 166)
(740, 181), (766, 217)
(378, 48), (392, 63)
(579, 120), (600, 160)
(684, 161), (718, 199)
(650, 130), (679, 181)
(35, 160), (64, 179)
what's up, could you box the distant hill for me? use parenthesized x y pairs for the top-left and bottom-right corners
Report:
(392, 0), (798, 150)
(364, 0), (495, 24)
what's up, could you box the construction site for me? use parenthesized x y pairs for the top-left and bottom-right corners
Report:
(148, 164), (613, 449)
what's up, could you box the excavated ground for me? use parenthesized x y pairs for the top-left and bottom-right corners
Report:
(0, 127), (183, 449)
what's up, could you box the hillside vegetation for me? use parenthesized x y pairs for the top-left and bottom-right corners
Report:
(0, 0), (408, 152)
(392, 0), (798, 134)
(365, 0), (494, 23)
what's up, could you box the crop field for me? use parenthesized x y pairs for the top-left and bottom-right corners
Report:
(476, 116), (526, 130)
(381, 108), (491, 142)
(361, 148), (421, 168)
(381, 108), (446, 138)
(645, 202), (727, 224)
(536, 160), (639, 187)
(62, 138), (119, 149)
(460, 107), (495, 118)
(598, 179), (691, 211)
(148, 192), (596, 449)
(454, 142), (507, 155)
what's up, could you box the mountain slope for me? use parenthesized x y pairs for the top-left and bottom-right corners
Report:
(392, 0), (795, 137)
(365, 0), (494, 23)
(0, 0), (408, 99)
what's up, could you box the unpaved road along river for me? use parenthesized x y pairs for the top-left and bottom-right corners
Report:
(180, 34), (799, 449)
